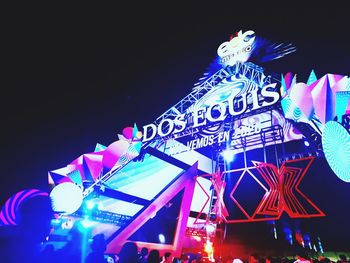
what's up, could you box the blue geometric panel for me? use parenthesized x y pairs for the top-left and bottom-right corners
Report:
(322, 121), (350, 182)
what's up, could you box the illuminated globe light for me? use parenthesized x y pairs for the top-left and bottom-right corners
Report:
(50, 182), (83, 214)
(135, 131), (143, 140)
(322, 121), (350, 182)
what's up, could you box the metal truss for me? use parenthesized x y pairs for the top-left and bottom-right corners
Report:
(95, 62), (282, 196)
(156, 67), (231, 123)
(156, 62), (278, 124)
(145, 62), (280, 147)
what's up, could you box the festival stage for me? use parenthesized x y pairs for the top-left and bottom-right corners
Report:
(1, 29), (349, 261)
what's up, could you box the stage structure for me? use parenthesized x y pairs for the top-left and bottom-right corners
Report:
(1, 29), (349, 260)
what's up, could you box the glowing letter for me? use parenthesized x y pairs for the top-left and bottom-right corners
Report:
(206, 102), (227, 122)
(261, 83), (280, 107)
(142, 124), (157, 142)
(158, 118), (175, 137)
(173, 114), (187, 134)
(228, 93), (247, 116)
(193, 108), (207, 128)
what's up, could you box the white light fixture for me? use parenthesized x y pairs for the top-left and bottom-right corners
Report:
(222, 149), (235, 162)
(50, 182), (83, 214)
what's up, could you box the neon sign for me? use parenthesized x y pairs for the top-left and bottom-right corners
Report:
(223, 157), (325, 223)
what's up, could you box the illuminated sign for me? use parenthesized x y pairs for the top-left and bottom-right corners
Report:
(223, 157), (325, 223)
(142, 83), (280, 143)
(217, 30), (256, 66)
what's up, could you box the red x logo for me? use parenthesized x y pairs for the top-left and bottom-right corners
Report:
(224, 156), (325, 223)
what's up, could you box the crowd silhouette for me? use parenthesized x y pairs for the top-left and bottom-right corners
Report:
(0, 194), (348, 263)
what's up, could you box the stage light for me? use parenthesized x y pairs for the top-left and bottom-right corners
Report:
(85, 200), (95, 210)
(158, 233), (165, 243)
(204, 240), (213, 254)
(61, 217), (74, 230)
(81, 219), (94, 228)
(322, 121), (350, 182)
(50, 218), (61, 226)
(304, 140), (310, 147)
(317, 237), (324, 254)
(50, 182), (83, 214)
(205, 223), (216, 234)
(222, 149), (235, 162)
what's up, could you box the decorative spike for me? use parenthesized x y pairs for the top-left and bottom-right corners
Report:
(284, 72), (294, 89)
(280, 73), (288, 98)
(67, 170), (83, 186)
(94, 143), (107, 152)
(307, 70), (318, 85)
(132, 123), (139, 139)
(291, 74), (297, 87)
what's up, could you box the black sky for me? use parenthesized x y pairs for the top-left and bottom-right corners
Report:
(1, 2), (349, 250)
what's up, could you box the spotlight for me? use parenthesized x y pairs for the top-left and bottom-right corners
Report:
(80, 218), (94, 229)
(222, 149), (235, 162)
(86, 200), (95, 210)
(158, 233), (166, 243)
(205, 223), (216, 234)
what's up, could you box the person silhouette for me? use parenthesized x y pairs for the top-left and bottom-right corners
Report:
(147, 249), (161, 263)
(138, 247), (149, 263)
(54, 225), (86, 263)
(118, 241), (139, 263)
(161, 252), (174, 263)
(85, 233), (108, 263)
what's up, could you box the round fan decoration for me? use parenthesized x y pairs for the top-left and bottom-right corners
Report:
(322, 121), (350, 182)
(0, 189), (48, 225)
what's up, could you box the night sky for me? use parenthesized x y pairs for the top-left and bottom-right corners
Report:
(1, 3), (349, 252)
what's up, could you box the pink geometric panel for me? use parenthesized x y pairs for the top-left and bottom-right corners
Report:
(102, 140), (130, 170)
(310, 75), (334, 124)
(83, 153), (103, 181)
(289, 82), (314, 119)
